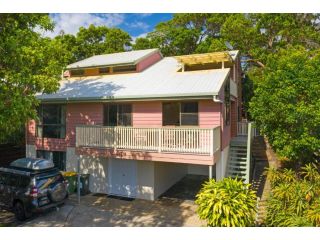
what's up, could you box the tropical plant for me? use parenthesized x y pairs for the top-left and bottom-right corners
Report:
(265, 164), (320, 226)
(195, 178), (257, 227)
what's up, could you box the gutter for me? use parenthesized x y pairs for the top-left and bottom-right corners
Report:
(38, 94), (218, 104)
(213, 95), (223, 103)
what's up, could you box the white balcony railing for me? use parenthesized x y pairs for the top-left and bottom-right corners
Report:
(237, 121), (260, 137)
(76, 126), (221, 156)
(237, 121), (249, 136)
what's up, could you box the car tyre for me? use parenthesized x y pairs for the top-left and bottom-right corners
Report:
(14, 201), (26, 221)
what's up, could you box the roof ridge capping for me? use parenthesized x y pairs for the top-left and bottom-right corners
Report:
(66, 48), (161, 70)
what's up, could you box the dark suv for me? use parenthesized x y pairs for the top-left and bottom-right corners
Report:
(0, 158), (68, 221)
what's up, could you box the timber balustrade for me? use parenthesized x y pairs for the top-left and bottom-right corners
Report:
(76, 126), (221, 156)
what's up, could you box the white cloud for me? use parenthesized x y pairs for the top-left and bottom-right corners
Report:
(41, 13), (125, 38)
(127, 21), (150, 31)
(131, 32), (148, 44)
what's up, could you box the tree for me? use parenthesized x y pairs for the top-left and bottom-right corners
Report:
(132, 37), (157, 51)
(249, 46), (320, 163)
(132, 14), (230, 56)
(0, 14), (61, 142)
(195, 178), (257, 227)
(74, 24), (132, 60)
(52, 32), (78, 67)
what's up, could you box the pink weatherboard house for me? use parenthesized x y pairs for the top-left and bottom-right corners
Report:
(26, 48), (249, 200)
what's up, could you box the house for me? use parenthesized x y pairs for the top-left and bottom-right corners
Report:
(26, 48), (250, 201)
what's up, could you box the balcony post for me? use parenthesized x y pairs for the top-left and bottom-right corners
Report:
(158, 128), (161, 153)
(210, 129), (214, 156)
(113, 127), (117, 151)
(209, 165), (213, 179)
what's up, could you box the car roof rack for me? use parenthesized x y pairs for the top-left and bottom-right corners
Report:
(10, 158), (55, 170)
(0, 167), (31, 176)
(0, 166), (59, 176)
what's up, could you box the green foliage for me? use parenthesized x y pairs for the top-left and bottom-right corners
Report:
(72, 24), (132, 61)
(132, 37), (157, 51)
(0, 14), (61, 142)
(265, 164), (320, 226)
(195, 178), (257, 227)
(249, 46), (320, 163)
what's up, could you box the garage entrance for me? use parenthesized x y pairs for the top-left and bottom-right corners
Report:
(160, 174), (208, 201)
(108, 159), (137, 198)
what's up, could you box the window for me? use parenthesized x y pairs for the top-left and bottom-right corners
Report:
(103, 104), (132, 126)
(163, 102), (180, 126)
(8, 174), (19, 186)
(36, 150), (66, 171)
(70, 69), (84, 76)
(162, 102), (198, 126)
(99, 67), (109, 74)
(37, 104), (66, 139)
(0, 172), (8, 185)
(224, 79), (231, 125)
(181, 102), (198, 125)
(112, 65), (136, 73)
(19, 176), (31, 188)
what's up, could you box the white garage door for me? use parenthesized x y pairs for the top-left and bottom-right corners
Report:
(108, 159), (137, 198)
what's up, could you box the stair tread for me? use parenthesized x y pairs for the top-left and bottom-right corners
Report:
(229, 162), (247, 166)
(228, 170), (247, 174)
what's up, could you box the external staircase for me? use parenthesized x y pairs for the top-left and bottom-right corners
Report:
(226, 122), (256, 183)
(227, 137), (249, 181)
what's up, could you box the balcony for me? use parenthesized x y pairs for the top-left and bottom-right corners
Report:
(76, 126), (221, 156)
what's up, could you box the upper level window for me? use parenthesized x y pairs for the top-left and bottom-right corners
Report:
(70, 69), (84, 76)
(113, 65), (136, 73)
(224, 79), (231, 126)
(36, 104), (66, 139)
(99, 67), (109, 74)
(162, 102), (198, 126)
(103, 104), (132, 126)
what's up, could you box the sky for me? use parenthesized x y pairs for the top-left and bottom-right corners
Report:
(45, 13), (173, 41)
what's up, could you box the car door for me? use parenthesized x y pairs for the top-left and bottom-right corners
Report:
(0, 172), (6, 204)
(0, 172), (11, 205)
(5, 174), (19, 207)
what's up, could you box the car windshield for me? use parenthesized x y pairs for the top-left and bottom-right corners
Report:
(36, 174), (63, 190)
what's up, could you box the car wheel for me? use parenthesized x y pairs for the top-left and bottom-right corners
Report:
(14, 201), (26, 221)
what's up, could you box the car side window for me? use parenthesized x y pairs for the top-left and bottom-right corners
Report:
(19, 176), (31, 188)
(0, 172), (4, 184)
(7, 174), (19, 187)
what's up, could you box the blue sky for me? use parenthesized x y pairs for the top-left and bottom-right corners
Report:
(47, 13), (173, 41)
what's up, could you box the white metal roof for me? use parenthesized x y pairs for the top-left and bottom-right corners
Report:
(66, 48), (160, 69)
(38, 57), (230, 102)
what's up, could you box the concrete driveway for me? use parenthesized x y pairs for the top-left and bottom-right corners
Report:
(20, 194), (205, 227)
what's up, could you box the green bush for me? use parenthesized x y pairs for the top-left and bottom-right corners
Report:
(195, 177), (257, 227)
(265, 163), (320, 226)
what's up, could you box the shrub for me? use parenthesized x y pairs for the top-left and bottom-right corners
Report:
(195, 177), (257, 227)
(265, 163), (320, 226)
